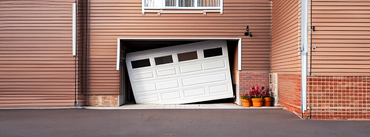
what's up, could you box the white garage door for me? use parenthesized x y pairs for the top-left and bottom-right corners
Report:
(125, 40), (233, 104)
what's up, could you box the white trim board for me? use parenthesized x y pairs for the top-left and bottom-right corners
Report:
(125, 40), (233, 104)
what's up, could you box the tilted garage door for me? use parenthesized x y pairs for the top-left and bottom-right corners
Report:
(126, 40), (234, 104)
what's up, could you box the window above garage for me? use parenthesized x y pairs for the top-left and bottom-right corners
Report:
(142, 0), (223, 15)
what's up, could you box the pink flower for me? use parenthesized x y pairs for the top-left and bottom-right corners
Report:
(254, 86), (259, 92)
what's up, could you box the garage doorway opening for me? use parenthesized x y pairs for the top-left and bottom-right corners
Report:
(117, 38), (241, 106)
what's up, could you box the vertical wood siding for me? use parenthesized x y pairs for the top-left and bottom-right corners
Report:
(271, 0), (301, 74)
(0, 0), (76, 107)
(311, 0), (370, 76)
(88, 0), (272, 95)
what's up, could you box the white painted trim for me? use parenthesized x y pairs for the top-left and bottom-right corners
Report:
(301, 0), (308, 113)
(142, 0), (222, 14)
(144, 10), (220, 14)
(143, 1), (221, 9)
(238, 38), (241, 71)
(220, 0), (223, 14)
(235, 88), (240, 105)
(144, 7), (220, 9)
(142, 0), (145, 14)
(118, 38), (241, 40)
(116, 38), (121, 70)
(72, 3), (77, 57)
(116, 38), (242, 71)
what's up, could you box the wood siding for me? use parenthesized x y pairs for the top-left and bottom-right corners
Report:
(311, 0), (370, 76)
(0, 0), (76, 107)
(88, 0), (272, 95)
(271, 0), (301, 74)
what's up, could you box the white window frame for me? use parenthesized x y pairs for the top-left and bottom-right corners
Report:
(142, 0), (223, 14)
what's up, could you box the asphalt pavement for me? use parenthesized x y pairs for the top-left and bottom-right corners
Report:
(0, 109), (369, 137)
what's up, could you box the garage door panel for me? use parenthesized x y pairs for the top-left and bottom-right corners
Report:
(209, 84), (229, 94)
(133, 71), (154, 80)
(135, 83), (156, 92)
(180, 64), (202, 73)
(156, 80), (179, 90)
(162, 91), (181, 101)
(157, 67), (176, 77)
(183, 88), (206, 97)
(126, 40), (233, 104)
(203, 60), (226, 70)
(182, 73), (227, 86)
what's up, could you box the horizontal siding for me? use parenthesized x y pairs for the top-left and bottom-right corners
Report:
(88, 0), (272, 95)
(0, 0), (76, 107)
(271, 0), (301, 74)
(311, 0), (370, 76)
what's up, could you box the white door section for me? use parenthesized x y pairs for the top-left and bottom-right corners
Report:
(125, 40), (233, 104)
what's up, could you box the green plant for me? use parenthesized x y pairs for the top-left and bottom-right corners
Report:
(240, 93), (250, 100)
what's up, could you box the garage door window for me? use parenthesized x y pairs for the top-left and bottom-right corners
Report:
(155, 55), (173, 65)
(178, 51), (198, 62)
(203, 47), (222, 58)
(132, 59), (151, 69)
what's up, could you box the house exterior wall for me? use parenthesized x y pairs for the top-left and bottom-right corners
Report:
(307, 0), (370, 120)
(239, 72), (269, 96)
(271, 0), (301, 74)
(87, 0), (272, 100)
(0, 0), (77, 107)
(272, 0), (370, 120)
(1, 0), (368, 121)
(278, 75), (302, 115)
(310, 0), (370, 76)
(308, 76), (370, 120)
(271, 0), (302, 113)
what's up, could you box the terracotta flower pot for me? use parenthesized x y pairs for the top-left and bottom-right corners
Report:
(264, 97), (271, 106)
(251, 98), (263, 107)
(241, 99), (251, 107)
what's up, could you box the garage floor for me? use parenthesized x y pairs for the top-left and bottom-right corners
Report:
(86, 103), (283, 110)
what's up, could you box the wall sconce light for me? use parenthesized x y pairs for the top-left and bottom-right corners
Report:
(244, 26), (252, 37)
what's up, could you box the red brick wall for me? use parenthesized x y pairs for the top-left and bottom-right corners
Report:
(87, 95), (119, 107)
(239, 71), (269, 96)
(308, 76), (370, 120)
(277, 75), (302, 115)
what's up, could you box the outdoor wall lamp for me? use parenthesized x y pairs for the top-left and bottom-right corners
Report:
(244, 26), (252, 37)
(312, 26), (316, 31)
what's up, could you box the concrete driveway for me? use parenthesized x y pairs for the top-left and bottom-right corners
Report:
(0, 109), (369, 137)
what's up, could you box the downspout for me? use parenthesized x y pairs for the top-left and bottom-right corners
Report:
(301, 0), (308, 114)
(73, 2), (78, 107)
(86, 0), (91, 104)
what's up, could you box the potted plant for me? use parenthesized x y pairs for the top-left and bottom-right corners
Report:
(261, 89), (271, 106)
(249, 86), (263, 107)
(240, 93), (251, 107)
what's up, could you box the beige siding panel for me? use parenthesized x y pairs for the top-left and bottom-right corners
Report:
(311, 0), (370, 76)
(0, 0), (76, 107)
(271, 0), (301, 74)
(88, 0), (272, 95)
